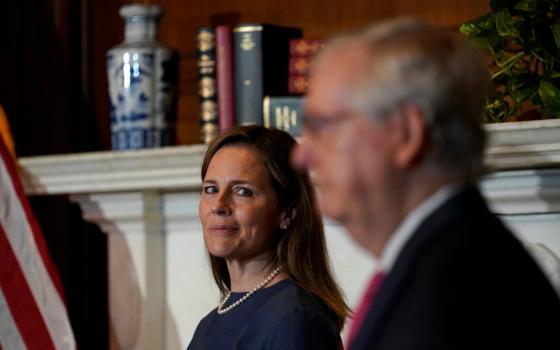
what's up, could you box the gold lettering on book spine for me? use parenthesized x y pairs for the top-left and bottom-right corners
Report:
(199, 77), (215, 98)
(201, 123), (218, 144)
(200, 100), (217, 121)
(196, 30), (215, 52)
(274, 106), (298, 131)
(198, 54), (215, 75)
(240, 33), (255, 51)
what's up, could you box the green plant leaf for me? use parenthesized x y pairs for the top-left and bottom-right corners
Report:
(495, 9), (515, 37)
(531, 93), (543, 106)
(530, 49), (545, 63)
(459, 23), (479, 37)
(459, 14), (494, 37)
(508, 73), (538, 104)
(496, 51), (525, 68)
(514, 0), (539, 12)
(551, 23), (560, 50)
(539, 80), (560, 115)
(491, 51), (525, 80)
(511, 86), (537, 104)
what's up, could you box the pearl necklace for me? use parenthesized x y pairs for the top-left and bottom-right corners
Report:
(217, 266), (283, 315)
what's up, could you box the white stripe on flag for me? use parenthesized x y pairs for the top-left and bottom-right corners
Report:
(0, 288), (27, 350)
(0, 156), (75, 349)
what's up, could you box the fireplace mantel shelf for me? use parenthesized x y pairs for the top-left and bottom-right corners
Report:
(16, 120), (560, 196)
(18, 144), (206, 195)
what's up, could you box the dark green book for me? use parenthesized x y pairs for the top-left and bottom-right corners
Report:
(263, 96), (303, 137)
(234, 24), (302, 126)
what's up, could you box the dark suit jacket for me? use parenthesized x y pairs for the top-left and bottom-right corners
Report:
(350, 186), (560, 350)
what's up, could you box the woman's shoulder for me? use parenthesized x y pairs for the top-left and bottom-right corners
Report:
(257, 280), (341, 348)
(189, 306), (219, 338)
(263, 279), (340, 330)
(269, 279), (331, 313)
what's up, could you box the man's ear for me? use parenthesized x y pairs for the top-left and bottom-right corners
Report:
(280, 208), (296, 230)
(394, 104), (427, 169)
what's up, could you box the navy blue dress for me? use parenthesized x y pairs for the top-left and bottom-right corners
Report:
(187, 279), (341, 349)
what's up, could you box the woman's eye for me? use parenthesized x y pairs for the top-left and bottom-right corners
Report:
(203, 185), (218, 194)
(236, 187), (253, 197)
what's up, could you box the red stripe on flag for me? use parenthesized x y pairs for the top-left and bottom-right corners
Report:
(0, 223), (56, 350)
(0, 138), (66, 302)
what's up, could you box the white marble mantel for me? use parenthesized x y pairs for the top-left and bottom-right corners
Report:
(17, 120), (560, 350)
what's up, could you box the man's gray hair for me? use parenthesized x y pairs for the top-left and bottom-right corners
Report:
(322, 18), (489, 178)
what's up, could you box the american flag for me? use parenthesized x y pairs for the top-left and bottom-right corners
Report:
(0, 122), (76, 349)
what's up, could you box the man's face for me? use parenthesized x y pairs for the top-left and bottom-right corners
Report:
(292, 46), (398, 237)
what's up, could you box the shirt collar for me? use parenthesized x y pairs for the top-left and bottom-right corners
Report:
(378, 183), (463, 272)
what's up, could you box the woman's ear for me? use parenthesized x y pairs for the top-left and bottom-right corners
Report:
(280, 208), (296, 230)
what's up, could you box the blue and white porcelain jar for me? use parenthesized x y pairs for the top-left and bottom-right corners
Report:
(107, 4), (178, 150)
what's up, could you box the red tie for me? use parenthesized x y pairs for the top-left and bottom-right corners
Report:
(346, 271), (386, 349)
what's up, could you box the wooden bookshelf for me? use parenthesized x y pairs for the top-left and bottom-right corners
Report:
(94, 0), (491, 146)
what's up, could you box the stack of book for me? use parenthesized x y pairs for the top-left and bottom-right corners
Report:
(262, 38), (325, 137)
(233, 24), (302, 128)
(288, 38), (324, 95)
(196, 24), (326, 141)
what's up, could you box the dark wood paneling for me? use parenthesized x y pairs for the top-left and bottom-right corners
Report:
(90, 0), (125, 150)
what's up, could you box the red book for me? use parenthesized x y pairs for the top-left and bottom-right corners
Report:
(289, 38), (325, 56)
(289, 56), (312, 75)
(287, 38), (324, 94)
(288, 74), (309, 95)
(216, 25), (235, 133)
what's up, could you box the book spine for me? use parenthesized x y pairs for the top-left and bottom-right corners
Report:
(196, 26), (219, 143)
(215, 25), (235, 133)
(234, 24), (302, 126)
(288, 74), (309, 95)
(234, 25), (265, 125)
(289, 56), (312, 75)
(287, 38), (324, 95)
(262, 96), (303, 137)
(289, 38), (325, 56)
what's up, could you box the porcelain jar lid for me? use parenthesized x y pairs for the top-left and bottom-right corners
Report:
(119, 4), (162, 20)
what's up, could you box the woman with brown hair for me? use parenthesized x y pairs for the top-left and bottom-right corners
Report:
(187, 125), (349, 349)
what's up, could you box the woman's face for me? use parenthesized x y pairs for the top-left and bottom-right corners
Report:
(199, 145), (284, 261)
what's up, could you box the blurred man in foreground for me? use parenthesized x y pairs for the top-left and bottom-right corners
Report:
(292, 18), (560, 350)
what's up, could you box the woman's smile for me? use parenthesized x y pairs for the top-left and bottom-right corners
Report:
(208, 224), (239, 235)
